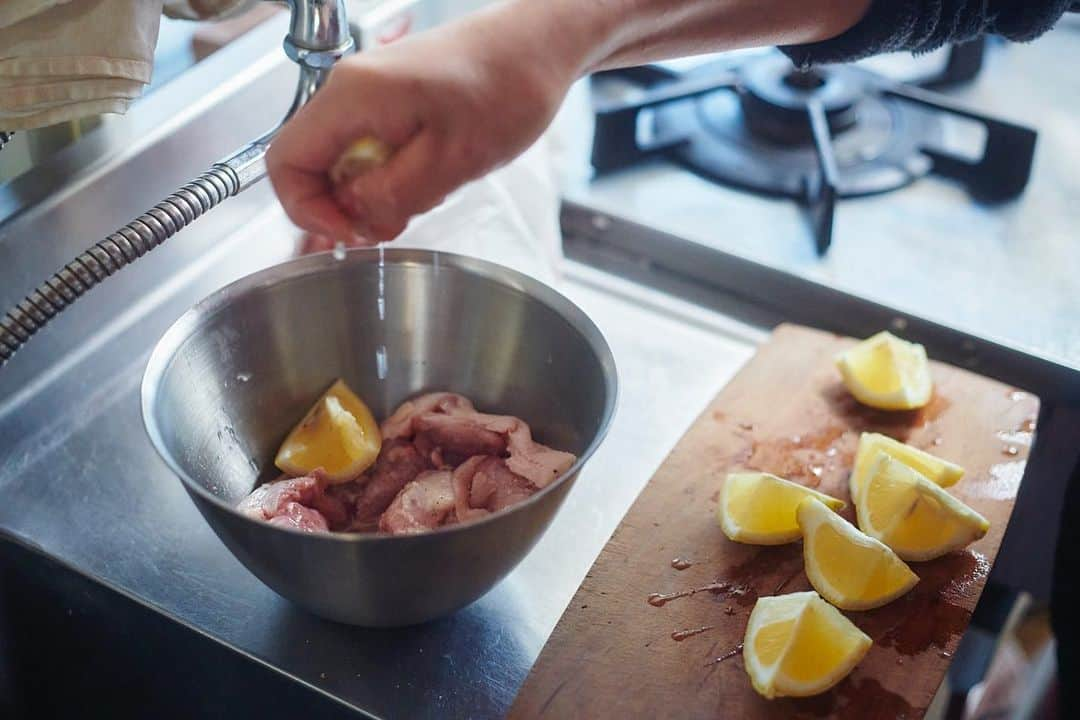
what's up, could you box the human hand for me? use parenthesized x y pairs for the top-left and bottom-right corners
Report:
(266, 1), (586, 244)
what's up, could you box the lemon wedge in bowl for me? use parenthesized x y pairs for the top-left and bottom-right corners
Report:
(744, 591), (872, 699)
(850, 432), (965, 504)
(836, 331), (932, 410)
(856, 452), (989, 561)
(798, 497), (918, 610)
(718, 472), (845, 545)
(275, 379), (382, 483)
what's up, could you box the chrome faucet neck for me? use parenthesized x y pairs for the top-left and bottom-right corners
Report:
(279, 0), (355, 72)
(216, 0), (356, 191)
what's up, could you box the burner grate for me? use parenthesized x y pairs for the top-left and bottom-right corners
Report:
(590, 42), (1037, 254)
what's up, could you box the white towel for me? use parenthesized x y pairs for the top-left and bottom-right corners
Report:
(0, 0), (253, 131)
(392, 136), (565, 287)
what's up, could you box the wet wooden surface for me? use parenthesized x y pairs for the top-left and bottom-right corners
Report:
(509, 324), (1039, 719)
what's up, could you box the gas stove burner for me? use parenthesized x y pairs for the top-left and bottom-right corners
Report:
(591, 44), (1037, 254)
(739, 56), (862, 143)
(651, 55), (938, 201)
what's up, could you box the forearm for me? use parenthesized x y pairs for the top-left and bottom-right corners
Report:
(500, 0), (1076, 79)
(502, 0), (872, 76)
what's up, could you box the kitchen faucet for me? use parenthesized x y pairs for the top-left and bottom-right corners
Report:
(227, 0), (355, 191)
(0, 0), (355, 366)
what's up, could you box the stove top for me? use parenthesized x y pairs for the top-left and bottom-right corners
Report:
(553, 25), (1080, 368)
(589, 42), (1037, 253)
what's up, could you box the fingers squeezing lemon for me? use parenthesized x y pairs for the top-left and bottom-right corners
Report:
(330, 137), (393, 186)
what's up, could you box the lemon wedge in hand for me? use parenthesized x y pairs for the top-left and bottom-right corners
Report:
(275, 379), (382, 483)
(718, 472), (844, 545)
(857, 452), (989, 561)
(836, 331), (932, 410)
(330, 137), (392, 185)
(744, 591), (872, 699)
(850, 432), (965, 504)
(798, 497), (918, 610)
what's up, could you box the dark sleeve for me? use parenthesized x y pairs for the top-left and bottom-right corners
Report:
(780, 0), (1080, 68)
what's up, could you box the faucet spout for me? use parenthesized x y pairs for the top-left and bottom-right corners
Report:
(223, 0), (355, 191)
(281, 0), (355, 67)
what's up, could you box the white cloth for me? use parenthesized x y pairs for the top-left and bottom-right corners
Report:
(391, 134), (564, 287)
(0, 0), (251, 131)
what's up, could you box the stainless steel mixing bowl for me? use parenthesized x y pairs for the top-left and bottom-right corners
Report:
(141, 249), (617, 626)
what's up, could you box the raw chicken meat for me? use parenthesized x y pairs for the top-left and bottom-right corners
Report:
(269, 502), (331, 532)
(237, 472), (346, 533)
(452, 456), (537, 522)
(332, 439), (431, 530)
(414, 413), (506, 462)
(381, 392), (476, 440)
(378, 470), (457, 534)
(238, 391), (577, 536)
(503, 421), (577, 489)
(412, 409), (576, 488)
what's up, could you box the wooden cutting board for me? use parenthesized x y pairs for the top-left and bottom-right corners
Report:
(509, 324), (1039, 719)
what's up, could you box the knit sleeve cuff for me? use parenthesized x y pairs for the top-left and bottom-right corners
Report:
(778, 0), (920, 68)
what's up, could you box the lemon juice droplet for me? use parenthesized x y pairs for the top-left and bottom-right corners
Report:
(377, 244), (386, 320)
(376, 345), (388, 380)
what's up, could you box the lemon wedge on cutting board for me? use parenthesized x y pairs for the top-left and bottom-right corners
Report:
(744, 591), (872, 699)
(850, 432), (965, 504)
(836, 331), (932, 410)
(856, 452), (989, 561)
(718, 472), (845, 545)
(798, 497), (918, 610)
(275, 379), (382, 483)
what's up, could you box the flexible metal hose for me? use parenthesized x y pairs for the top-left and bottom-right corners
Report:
(0, 165), (240, 363)
(0, 1), (353, 367)
(0, 53), (339, 367)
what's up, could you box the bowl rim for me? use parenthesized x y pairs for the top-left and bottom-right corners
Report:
(141, 248), (619, 543)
